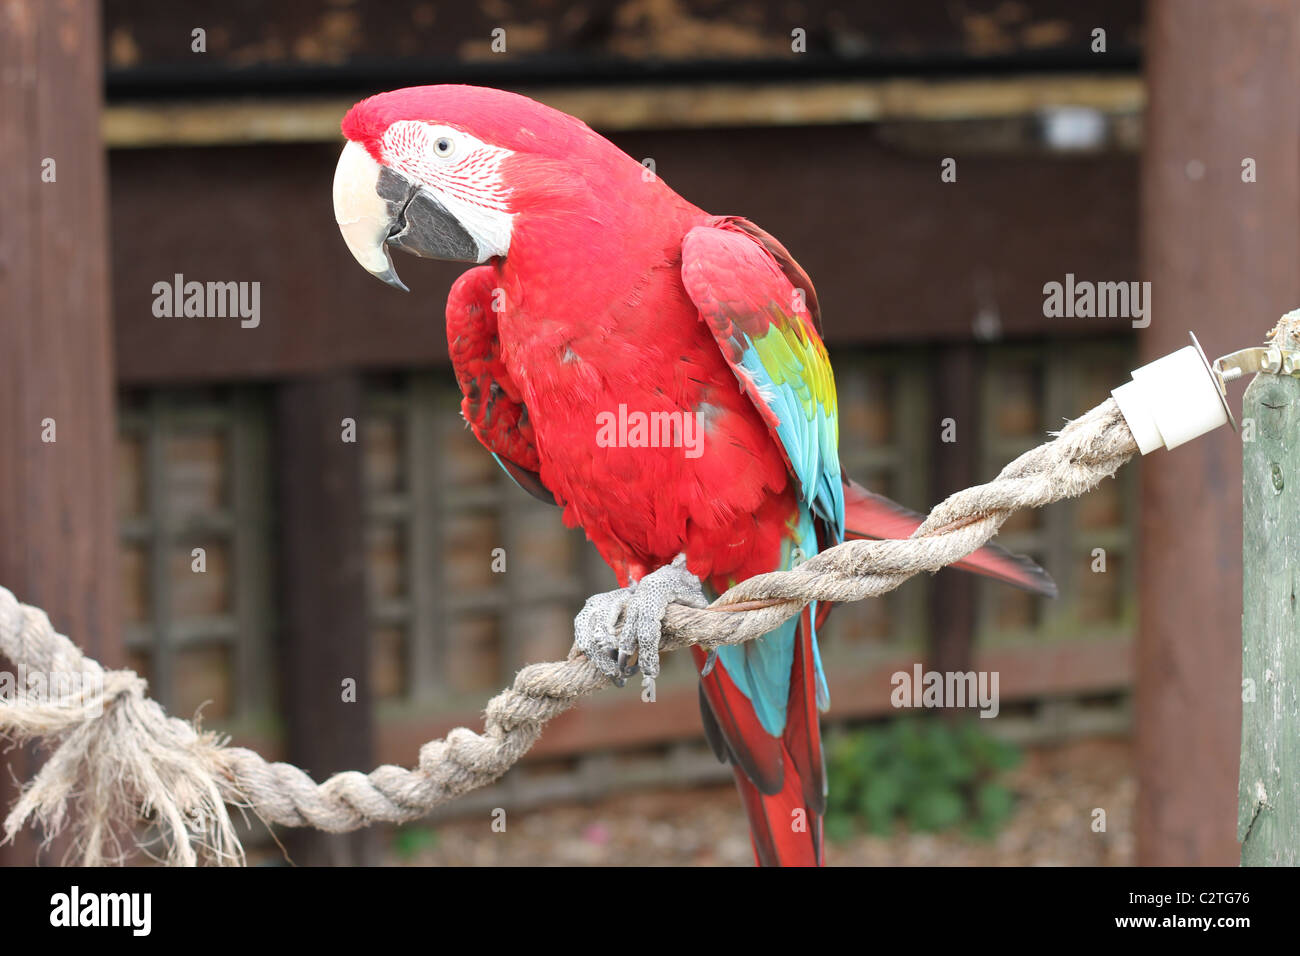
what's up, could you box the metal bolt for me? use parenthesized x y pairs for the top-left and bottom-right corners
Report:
(1272, 463), (1285, 492)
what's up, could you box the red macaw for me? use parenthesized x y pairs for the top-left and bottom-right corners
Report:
(332, 85), (1054, 866)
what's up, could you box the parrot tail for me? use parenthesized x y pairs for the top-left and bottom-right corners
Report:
(694, 606), (826, 867)
(842, 477), (1058, 597)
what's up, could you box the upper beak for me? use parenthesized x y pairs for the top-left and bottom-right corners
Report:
(332, 140), (480, 291)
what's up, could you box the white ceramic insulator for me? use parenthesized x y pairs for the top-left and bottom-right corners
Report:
(1111, 346), (1229, 454)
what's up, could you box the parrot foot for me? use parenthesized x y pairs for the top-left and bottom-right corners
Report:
(573, 554), (708, 685)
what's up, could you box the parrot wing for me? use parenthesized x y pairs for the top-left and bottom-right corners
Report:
(681, 219), (838, 864)
(682, 221), (1056, 598)
(680, 217), (845, 541)
(446, 265), (556, 505)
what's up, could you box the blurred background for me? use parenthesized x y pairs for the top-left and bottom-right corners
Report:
(1, 0), (1283, 865)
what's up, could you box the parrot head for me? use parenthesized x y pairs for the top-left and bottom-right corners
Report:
(332, 84), (652, 291)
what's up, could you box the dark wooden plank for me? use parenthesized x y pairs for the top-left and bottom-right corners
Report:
(102, 0), (1143, 92)
(0, 0), (122, 865)
(1136, 0), (1300, 865)
(376, 636), (1134, 764)
(926, 345), (978, 701)
(109, 135), (1137, 384)
(273, 374), (377, 865)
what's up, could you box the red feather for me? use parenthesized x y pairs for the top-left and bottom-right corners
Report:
(843, 478), (1057, 596)
(692, 606), (825, 867)
(446, 264), (543, 477)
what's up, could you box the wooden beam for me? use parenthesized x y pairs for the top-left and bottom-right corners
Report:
(101, 75), (1144, 148)
(101, 0), (1143, 81)
(375, 636), (1134, 765)
(274, 374), (377, 865)
(0, 0), (121, 865)
(926, 345), (979, 698)
(108, 133), (1137, 385)
(1136, 0), (1300, 865)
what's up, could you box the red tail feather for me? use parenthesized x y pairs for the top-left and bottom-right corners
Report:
(842, 478), (1057, 597)
(694, 483), (1053, 867)
(694, 607), (825, 866)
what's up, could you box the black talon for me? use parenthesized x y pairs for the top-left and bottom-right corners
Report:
(700, 648), (719, 677)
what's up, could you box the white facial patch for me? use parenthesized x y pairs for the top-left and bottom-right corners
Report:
(380, 120), (517, 261)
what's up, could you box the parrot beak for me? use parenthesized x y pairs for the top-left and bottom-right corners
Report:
(332, 140), (480, 292)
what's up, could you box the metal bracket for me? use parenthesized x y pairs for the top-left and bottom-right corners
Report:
(1213, 345), (1300, 382)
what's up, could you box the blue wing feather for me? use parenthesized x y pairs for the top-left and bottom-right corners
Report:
(682, 222), (843, 737)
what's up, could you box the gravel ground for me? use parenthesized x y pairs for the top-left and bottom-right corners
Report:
(389, 736), (1135, 866)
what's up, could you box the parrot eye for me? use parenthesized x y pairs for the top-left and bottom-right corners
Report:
(433, 135), (456, 158)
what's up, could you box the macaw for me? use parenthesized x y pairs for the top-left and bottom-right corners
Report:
(332, 85), (1054, 866)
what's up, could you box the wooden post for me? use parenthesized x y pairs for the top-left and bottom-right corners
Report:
(0, 0), (121, 865)
(927, 345), (978, 702)
(1138, 0), (1300, 865)
(1239, 319), (1300, 864)
(274, 374), (378, 866)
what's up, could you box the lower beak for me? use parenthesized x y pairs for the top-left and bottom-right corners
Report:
(332, 140), (479, 291)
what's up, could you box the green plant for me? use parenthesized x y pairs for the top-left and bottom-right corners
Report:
(391, 825), (440, 859)
(824, 717), (1022, 840)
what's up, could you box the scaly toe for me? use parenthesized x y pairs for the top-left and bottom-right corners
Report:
(574, 588), (632, 681)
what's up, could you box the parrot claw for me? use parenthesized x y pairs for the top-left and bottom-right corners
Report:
(573, 553), (708, 684)
(615, 651), (640, 678)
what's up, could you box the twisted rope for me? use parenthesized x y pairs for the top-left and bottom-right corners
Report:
(0, 398), (1136, 865)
